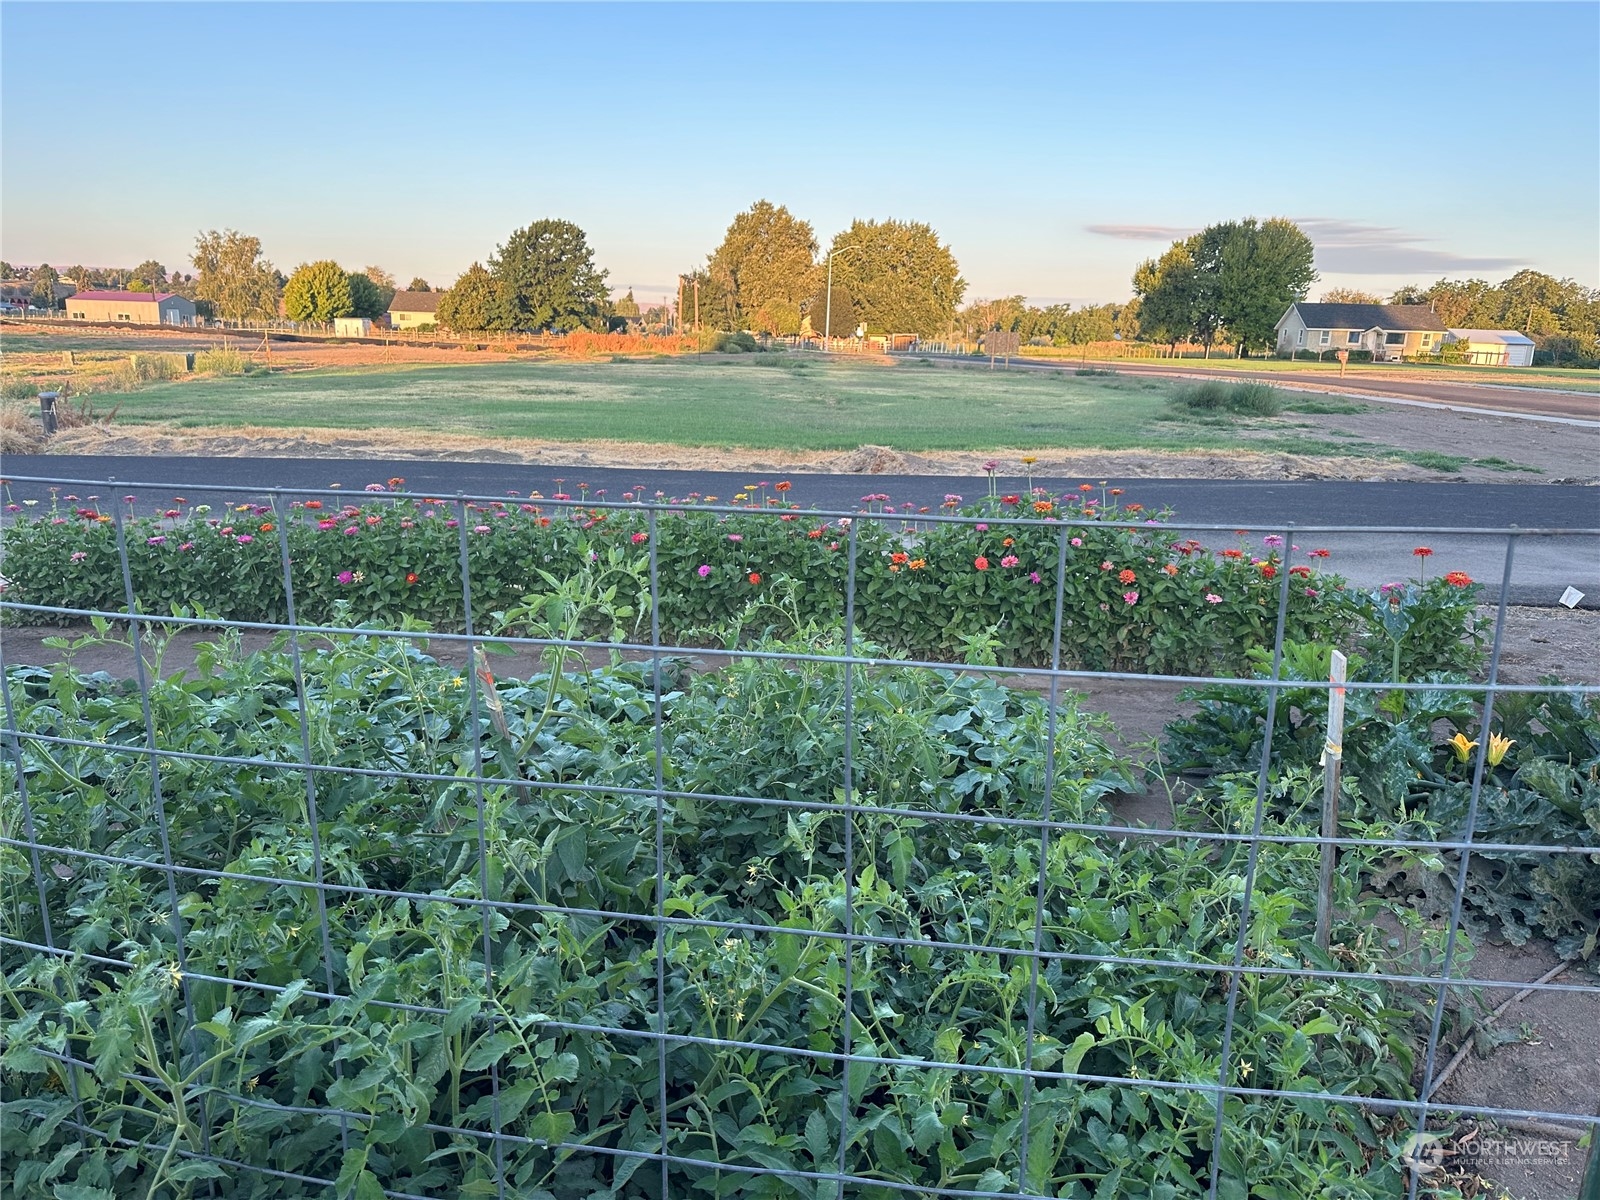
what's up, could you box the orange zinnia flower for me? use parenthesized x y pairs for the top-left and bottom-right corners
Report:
(1445, 571), (1473, 587)
(774, 480), (792, 492)
(974, 556), (990, 571)
(1118, 569), (1137, 584)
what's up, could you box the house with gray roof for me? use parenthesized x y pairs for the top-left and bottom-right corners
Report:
(1274, 302), (1448, 361)
(387, 290), (441, 330)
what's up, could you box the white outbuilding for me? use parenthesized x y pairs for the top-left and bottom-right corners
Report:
(1444, 329), (1536, 367)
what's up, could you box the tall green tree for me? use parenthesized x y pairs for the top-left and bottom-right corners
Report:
(131, 260), (168, 289)
(824, 219), (964, 337)
(347, 272), (387, 320)
(1133, 218), (1316, 354)
(283, 261), (354, 323)
(30, 264), (60, 310)
(191, 229), (279, 322)
(1193, 217), (1317, 355)
(437, 263), (500, 332)
(407, 277), (431, 292)
(489, 219), (610, 332)
(1319, 287), (1383, 303)
(803, 279), (857, 337)
(1132, 238), (1201, 346)
(706, 201), (818, 334)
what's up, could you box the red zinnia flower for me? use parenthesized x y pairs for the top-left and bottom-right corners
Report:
(1413, 546), (1433, 558)
(748, 572), (761, 585)
(974, 556), (990, 571)
(1221, 549), (1244, 560)
(1260, 564), (1277, 578)
(1002, 494), (1021, 505)
(406, 572), (419, 585)
(1445, 571), (1473, 587)
(774, 480), (792, 492)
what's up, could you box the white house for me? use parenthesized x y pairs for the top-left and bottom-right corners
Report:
(1275, 303), (1448, 362)
(1444, 329), (1536, 367)
(333, 317), (372, 338)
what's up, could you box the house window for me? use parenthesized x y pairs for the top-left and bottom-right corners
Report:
(1347, 331), (1360, 344)
(1385, 332), (1405, 345)
(1421, 333), (1433, 347)
(1296, 329), (1305, 347)
(1318, 330), (1330, 346)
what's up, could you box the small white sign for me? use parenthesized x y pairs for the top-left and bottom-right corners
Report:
(1559, 586), (1585, 609)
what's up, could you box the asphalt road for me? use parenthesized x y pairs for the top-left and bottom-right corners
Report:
(5, 456), (1598, 602)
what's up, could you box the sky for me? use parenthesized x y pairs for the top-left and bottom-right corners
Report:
(2, 2), (1596, 312)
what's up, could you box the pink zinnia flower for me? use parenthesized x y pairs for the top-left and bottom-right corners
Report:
(1000, 555), (1020, 568)
(1028, 571), (1042, 584)
(473, 524), (491, 533)
(1123, 590), (1139, 604)
(344, 525), (359, 536)
(70, 551), (87, 562)
(1205, 593), (1223, 604)
(235, 534), (253, 544)
(337, 570), (353, 585)
(366, 515), (381, 525)
(697, 564), (711, 578)
(1070, 537), (1082, 547)
(631, 532), (649, 543)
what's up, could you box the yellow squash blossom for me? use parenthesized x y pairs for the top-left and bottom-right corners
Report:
(1486, 733), (1515, 766)
(1447, 733), (1478, 763)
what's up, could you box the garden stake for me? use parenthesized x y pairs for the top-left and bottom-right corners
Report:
(1315, 649), (1348, 952)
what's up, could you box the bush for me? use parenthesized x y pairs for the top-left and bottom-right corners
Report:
(1172, 379), (1284, 416)
(703, 329), (760, 353)
(194, 347), (248, 376)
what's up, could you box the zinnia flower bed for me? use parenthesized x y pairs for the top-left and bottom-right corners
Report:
(0, 484), (1482, 677)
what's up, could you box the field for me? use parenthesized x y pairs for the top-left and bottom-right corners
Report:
(0, 348), (1530, 468)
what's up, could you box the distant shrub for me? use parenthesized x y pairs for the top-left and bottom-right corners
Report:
(704, 330), (759, 353)
(1174, 380), (1284, 416)
(194, 348), (248, 376)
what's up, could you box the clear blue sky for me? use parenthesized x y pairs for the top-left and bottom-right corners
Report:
(3, 2), (1595, 311)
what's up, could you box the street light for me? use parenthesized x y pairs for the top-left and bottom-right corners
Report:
(823, 245), (864, 351)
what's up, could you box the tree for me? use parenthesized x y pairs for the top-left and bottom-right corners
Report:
(363, 266), (396, 312)
(1320, 287), (1383, 303)
(824, 219), (964, 337)
(437, 263), (500, 332)
(65, 265), (93, 293)
(1134, 218), (1316, 355)
(1194, 217), (1317, 356)
(705, 201), (819, 334)
(407, 277), (431, 292)
(1132, 238), (1201, 346)
(0, 262), (12, 280)
(488, 219), (610, 332)
(30, 264), (60, 310)
(132, 260), (168, 289)
(959, 295), (1027, 336)
(1387, 284), (1428, 305)
(347, 272), (387, 320)
(803, 279), (857, 338)
(283, 261), (354, 323)
(192, 229), (279, 322)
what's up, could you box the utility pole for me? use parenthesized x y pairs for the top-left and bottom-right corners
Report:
(693, 278), (700, 331)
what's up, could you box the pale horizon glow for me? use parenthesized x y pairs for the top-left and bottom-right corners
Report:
(2, 2), (1595, 311)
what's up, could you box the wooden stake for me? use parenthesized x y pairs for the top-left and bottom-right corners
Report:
(1315, 650), (1348, 952)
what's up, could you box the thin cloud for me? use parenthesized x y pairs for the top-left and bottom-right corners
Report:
(1084, 224), (1197, 241)
(1316, 245), (1526, 274)
(1087, 214), (1525, 273)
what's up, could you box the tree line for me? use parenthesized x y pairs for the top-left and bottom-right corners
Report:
(7, 217), (1596, 360)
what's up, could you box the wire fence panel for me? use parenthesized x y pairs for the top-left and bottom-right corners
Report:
(2, 471), (1597, 1200)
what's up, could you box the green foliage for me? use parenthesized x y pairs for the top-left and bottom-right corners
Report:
(1136, 219), (1317, 354)
(194, 347), (249, 376)
(489, 218), (611, 332)
(804, 279), (857, 337)
(1, 621), (1449, 1198)
(707, 200), (818, 335)
(407, 276), (431, 292)
(826, 219), (965, 337)
(1172, 380), (1284, 416)
(282, 260), (354, 323)
(346, 270), (387, 320)
(1164, 647), (1599, 959)
(29, 263), (60, 310)
(191, 229), (280, 323)
(437, 262), (500, 332)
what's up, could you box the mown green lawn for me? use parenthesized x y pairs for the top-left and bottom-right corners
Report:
(84, 355), (1404, 455)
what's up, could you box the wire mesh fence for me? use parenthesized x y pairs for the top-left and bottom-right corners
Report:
(2, 471), (1597, 1200)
